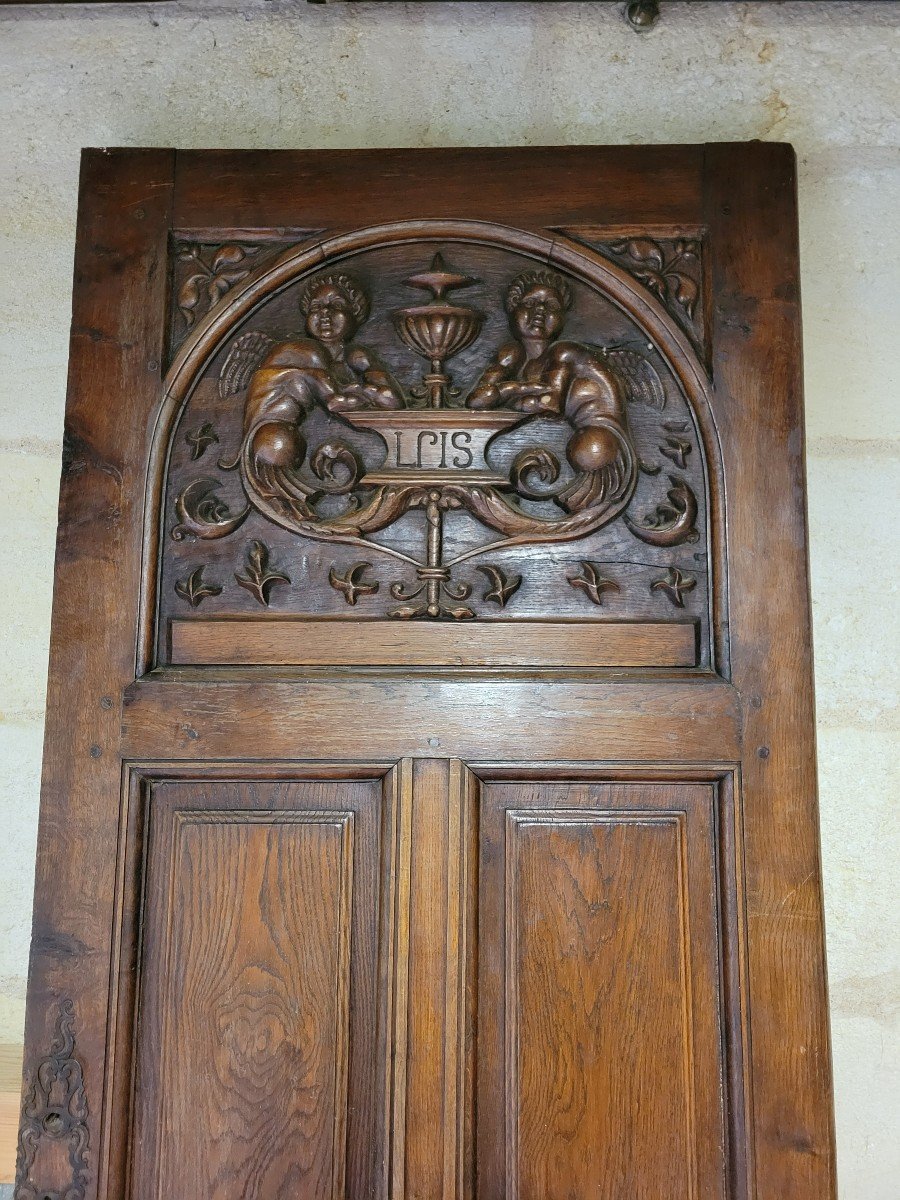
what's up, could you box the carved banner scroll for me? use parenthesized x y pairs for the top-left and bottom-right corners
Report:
(155, 229), (713, 665)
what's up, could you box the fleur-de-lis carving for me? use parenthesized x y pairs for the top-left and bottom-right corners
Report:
(567, 561), (620, 606)
(175, 566), (222, 608)
(329, 561), (380, 605)
(235, 541), (290, 606)
(651, 566), (696, 608)
(476, 564), (522, 607)
(185, 422), (219, 461)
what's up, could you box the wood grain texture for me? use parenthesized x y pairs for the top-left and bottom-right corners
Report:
(391, 759), (476, 1200)
(160, 815), (350, 1197)
(121, 677), (741, 765)
(478, 780), (727, 1200)
(172, 145), (704, 233)
(129, 777), (386, 1200)
(17, 148), (175, 1200)
(154, 226), (712, 649)
(705, 142), (836, 1195)
(169, 618), (698, 669)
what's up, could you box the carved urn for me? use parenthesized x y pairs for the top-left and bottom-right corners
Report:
(392, 253), (483, 407)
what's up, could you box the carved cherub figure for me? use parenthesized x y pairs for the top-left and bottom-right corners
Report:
(467, 270), (631, 478)
(232, 273), (403, 473)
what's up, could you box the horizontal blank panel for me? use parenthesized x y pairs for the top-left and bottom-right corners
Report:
(169, 618), (698, 669)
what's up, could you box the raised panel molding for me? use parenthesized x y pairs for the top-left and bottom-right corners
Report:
(155, 810), (354, 1199)
(504, 810), (698, 1198)
(476, 777), (738, 1200)
(17, 145), (835, 1200)
(104, 769), (395, 1200)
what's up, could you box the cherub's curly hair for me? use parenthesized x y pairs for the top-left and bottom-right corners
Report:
(505, 270), (573, 315)
(299, 273), (369, 326)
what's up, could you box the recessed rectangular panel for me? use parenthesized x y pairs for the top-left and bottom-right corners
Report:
(131, 778), (386, 1200)
(477, 781), (728, 1200)
(169, 617), (698, 669)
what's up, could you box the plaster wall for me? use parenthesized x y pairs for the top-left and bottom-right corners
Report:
(0, 2), (896, 1194)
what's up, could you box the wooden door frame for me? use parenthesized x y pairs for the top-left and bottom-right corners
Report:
(17, 144), (835, 1199)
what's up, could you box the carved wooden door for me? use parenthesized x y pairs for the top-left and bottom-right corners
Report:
(17, 146), (835, 1200)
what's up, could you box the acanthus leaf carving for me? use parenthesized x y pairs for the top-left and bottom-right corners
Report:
(170, 261), (647, 618)
(556, 230), (705, 353)
(165, 243), (709, 627)
(608, 236), (701, 320)
(624, 475), (699, 547)
(171, 478), (249, 542)
(15, 998), (89, 1200)
(176, 243), (261, 329)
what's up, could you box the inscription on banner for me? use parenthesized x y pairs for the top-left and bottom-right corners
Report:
(394, 428), (475, 470)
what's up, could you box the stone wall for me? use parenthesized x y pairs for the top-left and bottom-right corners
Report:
(0, 2), (896, 1192)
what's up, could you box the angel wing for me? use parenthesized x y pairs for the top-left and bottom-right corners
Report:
(606, 347), (666, 410)
(218, 331), (275, 398)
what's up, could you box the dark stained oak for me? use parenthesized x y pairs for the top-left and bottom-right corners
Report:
(476, 779), (728, 1199)
(130, 776), (391, 1200)
(141, 812), (351, 1196)
(169, 617), (699, 669)
(16, 145), (835, 1200)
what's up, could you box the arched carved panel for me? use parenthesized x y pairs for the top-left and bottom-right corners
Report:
(149, 222), (721, 672)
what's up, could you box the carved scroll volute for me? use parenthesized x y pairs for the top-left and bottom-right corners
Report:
(15, 999), (90, 1200)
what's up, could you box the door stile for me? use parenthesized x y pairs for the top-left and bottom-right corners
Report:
(382, 758), (413, 1200)
(705, 143), (836, 1196)
(443, 760), (478, 1200)
(17, 149), (175, 1200)
(388, 758), (477, 1200)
